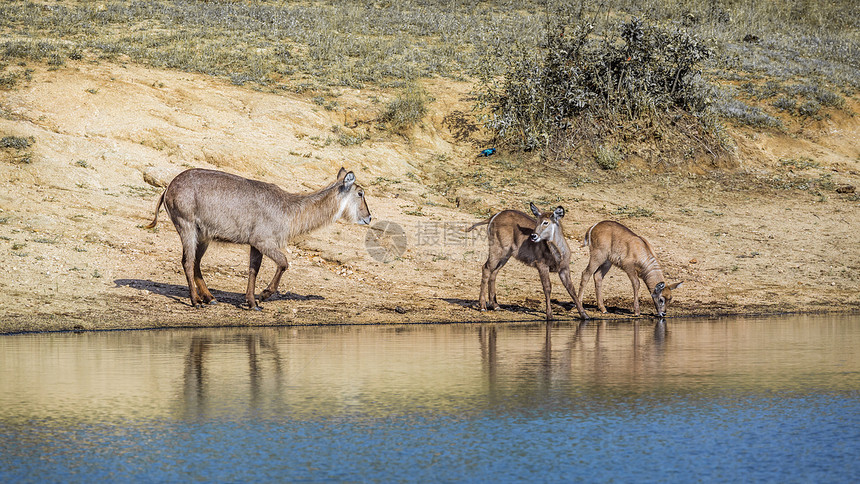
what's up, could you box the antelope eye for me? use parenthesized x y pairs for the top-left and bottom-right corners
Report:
(358, 190), (364, 197)
(541, 221), (548, 226)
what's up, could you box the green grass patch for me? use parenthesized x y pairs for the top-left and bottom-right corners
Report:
(0, 135), (34, 149)
(611, 205), (655, 218)
(780, 157), (819, 170)
(379, 83), (431, 134)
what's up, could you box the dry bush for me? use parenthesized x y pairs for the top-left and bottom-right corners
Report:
(475, 15), (730, 170)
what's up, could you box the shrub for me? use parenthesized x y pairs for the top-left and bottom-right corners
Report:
(812, 87), (845, 108)
(713, 95), (781, 128)
(772, 96), (796, 112)
(0, 71), (21, 90)
(0, 136), (34, 149)
(611, 205), (654, 218)
(595, 145), (622, 170)
(476, 16), (714, 152)
(798, 100), (821, 117)
(380, 83), (430, 134)
(780, 157), (819, 170)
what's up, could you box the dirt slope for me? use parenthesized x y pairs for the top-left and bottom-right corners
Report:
(1, 61), (858, 333)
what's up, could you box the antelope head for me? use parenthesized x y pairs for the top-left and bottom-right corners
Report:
(337, 167), (372, 225)
(651, 281), (683, 317)
(529, 203), (565, 243)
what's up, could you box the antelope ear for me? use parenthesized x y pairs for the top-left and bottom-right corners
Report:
(342, 171), (356, 190)
(337, 167), (348, 181)
(668, 282), (683, 290)
(654, 282), (666, 296)
(553, 206), (565, 219)
(529, 202), (541, 217)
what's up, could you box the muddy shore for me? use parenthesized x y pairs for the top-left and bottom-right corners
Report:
(1, 62), (858, 334)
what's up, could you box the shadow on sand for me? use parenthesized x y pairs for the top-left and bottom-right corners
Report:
(114, 279), (324, 308)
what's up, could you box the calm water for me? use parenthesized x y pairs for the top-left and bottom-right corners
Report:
(1, 315), (858, 482)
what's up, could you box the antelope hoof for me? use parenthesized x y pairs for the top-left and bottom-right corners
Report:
(208, 299), (218, 305)
(260, 290), (275, 301)
(571, 306), (590, 320)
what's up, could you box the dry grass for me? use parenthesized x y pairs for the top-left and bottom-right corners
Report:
(1, 0), (856, 169)
(2, 1), (854, 89)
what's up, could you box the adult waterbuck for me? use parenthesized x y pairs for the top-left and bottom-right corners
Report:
(577, 220), (681, 318)
(467, 203), (589, 321)
(145, 167), (371, 310)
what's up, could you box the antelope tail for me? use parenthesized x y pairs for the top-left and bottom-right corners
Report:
(144, 191), (166, 229)
(465, 220), (490, 232)
(582, 222), (599, 247)
(466, 212), (502, 232)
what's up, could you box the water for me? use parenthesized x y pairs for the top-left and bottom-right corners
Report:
(1, 315), (858, 482)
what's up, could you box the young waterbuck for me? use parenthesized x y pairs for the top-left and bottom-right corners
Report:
(467, 203), (589, 321)
(577, 220), (681, 318)
(146, 167), (371, 310)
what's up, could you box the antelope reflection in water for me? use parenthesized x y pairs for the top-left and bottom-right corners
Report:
(477, 321), (669, 404)
(182, 332), (286, 416)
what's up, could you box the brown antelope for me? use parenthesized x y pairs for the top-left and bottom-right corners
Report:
(577, 220), (681, 318)
(146, 167), (371, 310)
(467, 203), (589, 321)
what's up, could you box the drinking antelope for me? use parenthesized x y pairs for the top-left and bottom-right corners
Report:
(146, 167), (371, 310)
(467, 203), (589, 321)
(577, 220), (681, 317)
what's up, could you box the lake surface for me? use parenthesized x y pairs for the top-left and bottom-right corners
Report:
(1, 315), (858, 482)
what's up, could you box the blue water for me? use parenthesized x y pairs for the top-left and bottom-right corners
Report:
(1, 316), (859, 482)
